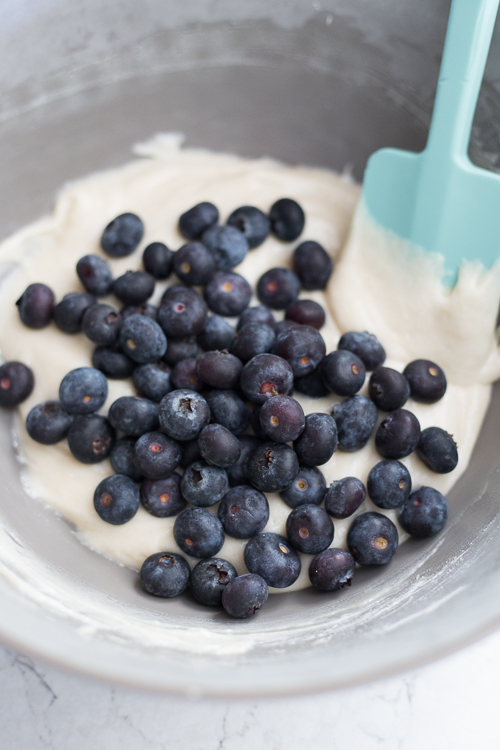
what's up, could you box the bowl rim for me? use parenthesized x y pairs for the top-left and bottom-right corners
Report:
(0, 575), (498, 697)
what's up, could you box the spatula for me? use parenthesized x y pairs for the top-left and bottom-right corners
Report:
(362, 0), (500, 285)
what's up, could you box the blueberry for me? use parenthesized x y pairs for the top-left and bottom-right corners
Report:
(174, 507), (225, 558)
(196, 350), (242, 389)
(140, 473), (186, 517)
(285, 299), (325, 330)
(308, 548), (355, 592)
(76, 255), (113, 296)
(158, 285), (208, 338)
(201, 225), (249, 271)
(113, 271), (155, 306)
(59, 367), (108, 415)
(275, 319), (303, 336)
(92, 346), (135, 379)
(142, 242), (173, 280)
(53, 292), (96, 334)
(173, 242), (216, 286)
(133, 431), (181, 479)
(247, 442), (299, 492)
(286, 504), (334, 555)
(94, 474), (140, 524)
(367, 459), (411, 510)
(240, 353), (294, 404)
(293, 413), (338, 467)
(280, 466), (326, 508)
(101, 212), (144, 257)
(375, 409), (421, 460)
(320, 350), (365, 397)
(140, 552), (190, 597)
(259, 395), (305, 442)
(244, 532), (301, 588)
(293, 368), (329, 399)
(0, 362), (34, 407)
(347, 512), (399, 565)
(179, 438), (202, 469)
(204, 272), (251, 317)
(417, 427), (458, 474)
(237, 305), (276, 331)
(191, 558), (238, 607)
(68, 414), (115, 463)
(218, 485), (269, 539)
(324, 476), (366, 519)
(269, 198), (305, 242)
(206, 390), (250, 436)
(369, 367), (410, 411)
(272, 324), (326, 378)
(26, 401), (72, 444)
(171, 357), (204, 392)
(257, 268), (301, 310)
(332, 395), (378, 452)
(120, 303), (158, 322)
(133, 362), (172, 402)
(159, 389), (210, 441)
(230, 323), (276, 364)
(197, 315), (235, 352)
(16, 283), (55, 329)
(119, 314), (167, 364)
(227, 436), (262, 487)
(82, 303), (121, 346)
(227, 205), (270, 249)
(338, 331), (386, 371)
(292, 240), (332, 289)
(108, 396), (159, 436)
(399, 486), (448, 538)
(110, 438), (143, 482)
(198, 424), (241, 469)
(222, 574), (269, 618)
(163, 336), (199, 367)
(403, 360), (447, 404)
(180, 460), (229, 507)
(179, 202), (219, 240)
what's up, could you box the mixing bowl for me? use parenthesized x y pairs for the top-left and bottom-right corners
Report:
(1, 0), (500, 696)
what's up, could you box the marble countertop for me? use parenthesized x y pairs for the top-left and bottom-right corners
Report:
(1, 626), (497, 749)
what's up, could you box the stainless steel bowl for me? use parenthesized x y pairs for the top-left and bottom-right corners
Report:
(1, 0), (500, 696)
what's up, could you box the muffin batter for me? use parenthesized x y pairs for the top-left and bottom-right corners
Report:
(0, 133), (498, 592)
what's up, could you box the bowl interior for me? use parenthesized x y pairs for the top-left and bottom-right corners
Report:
(2, 0), (500, 696)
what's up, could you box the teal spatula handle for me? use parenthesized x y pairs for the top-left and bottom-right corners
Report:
(425, 0), (499, 159)
(411, 0), (499, 250)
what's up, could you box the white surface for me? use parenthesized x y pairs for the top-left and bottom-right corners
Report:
(0, 629), (497, 749)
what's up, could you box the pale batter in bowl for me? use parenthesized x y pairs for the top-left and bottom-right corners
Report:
(0, 133), (498, 595)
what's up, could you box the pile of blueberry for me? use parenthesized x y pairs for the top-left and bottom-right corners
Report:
(0, 197), (458, 619)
